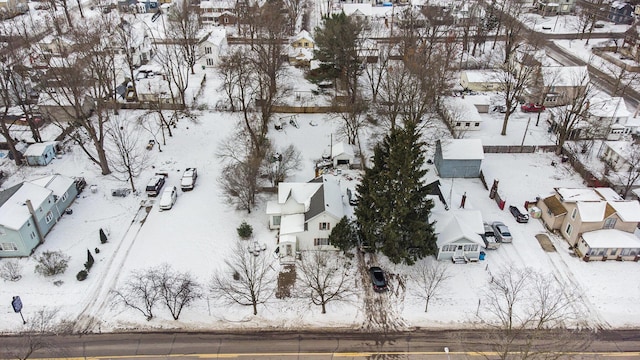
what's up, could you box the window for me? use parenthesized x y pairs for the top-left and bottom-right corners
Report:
(603, 217), (616, 229)
(474, 122), (480, 127)
(463, 244), (478, 251)
(272, 216), (281, 226)
(0, 242), (18, 251)
(566, 223), (572, 236)
(571, 208), (577, 220)
(456, 122), (461, 127)
(319, 222), (330, 230)
(206, 58), (215, 66)
(205, 47), (212, 54)
(45, 211), (54, 224)
(30, 231), (36, 240)
(303, 42), (308, 47)
(61, 192), (68, 202)
(224, 17), (229, 23)
(442, 245), (456, 252)
(465, 122), (470, 127)
(314, 238), (329, 246)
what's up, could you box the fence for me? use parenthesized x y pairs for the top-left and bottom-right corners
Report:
(482, 145), (557, 153)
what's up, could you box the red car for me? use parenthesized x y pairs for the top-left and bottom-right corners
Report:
(521, 103), (546, 113)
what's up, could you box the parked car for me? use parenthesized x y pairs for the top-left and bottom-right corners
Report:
(594, 22), (605, 28)
(369, 266), (388, 292)
(111, 188), (131, 197)
(509, 205), (530, 223)
(347, 188), (358, 206)
(482, 222), (500, 250)
(181, 168), (198, 191)
(492, 221), (513, 243)
(146, 174), (166, 197)
(521, 103), (545, 113)
(159, 186), (178, 210)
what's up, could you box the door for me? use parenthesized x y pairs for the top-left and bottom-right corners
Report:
(455, 245), (464, 258)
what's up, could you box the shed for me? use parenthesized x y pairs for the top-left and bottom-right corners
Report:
(24, 141), (60, 166)
(331, 142), (355, 168)
(434, 139), (484, 178)
(459, 70), (503, 92)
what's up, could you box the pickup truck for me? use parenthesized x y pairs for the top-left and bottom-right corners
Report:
(482, 222), (501, 250)
(181, 168), (198, 191)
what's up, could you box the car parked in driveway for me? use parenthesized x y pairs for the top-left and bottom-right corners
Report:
(509, 205), (529, 223)
(482, 222), (500, 250)
(369, 266), (388, 292)
(181, 168), (198, 191)
(159, 186), (177, 210)
(521, 103), (545, 113)
(146, 174), (166, 197)
(492, 221), (513, 243)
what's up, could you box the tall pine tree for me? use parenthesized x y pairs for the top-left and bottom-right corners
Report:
(355, 122), (437, 265)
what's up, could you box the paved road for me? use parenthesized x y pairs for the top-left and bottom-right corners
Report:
(3, 330), (640, 359)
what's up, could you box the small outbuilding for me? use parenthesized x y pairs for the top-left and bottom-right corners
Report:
(23, 141), (60, 166)
(331, 142), (355, 168)
(434, 139), (484, 178)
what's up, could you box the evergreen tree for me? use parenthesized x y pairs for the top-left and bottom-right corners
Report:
(99, 228), (108, 244)
(328, 216), (358, 253)
(355, 123), (437, 265)
(85, 249), (95, 271)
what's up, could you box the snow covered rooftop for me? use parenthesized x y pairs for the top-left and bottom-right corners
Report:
(440, 139), (484, 160)
(608, 201), (640, 222)
(29, 174), (74, 198)
(331, 142), (354, 158)
(432, 210), (485, 248)
(279, 213), (305, 235)
(557, 188), (604, 202)
(576, 201), (608, 222)
(442, 97), (483, 124)
(582, 229), (640, 249)
(0, 182), (52, 230)
(23, 141), (58, 157)
(277, 182), (322, 208)
(463, 70), (501, 84)
(542, 66), (589, 87)
(587, 97), (630, 118)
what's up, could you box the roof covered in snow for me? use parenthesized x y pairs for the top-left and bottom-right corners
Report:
(29, 174), (75, 198)
(23, 141), (58, 157)
(582, 229), (640, 249)
(432, 209), (485, 247)
(542, 66), (589, 87)
(440, 139), (484, 160)
(0, 182), (52, 230)
(442, 97), (483, 123)
(587, 97), (630, 119)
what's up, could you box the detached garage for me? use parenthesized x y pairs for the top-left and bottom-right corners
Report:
(434, 139), (484, 178)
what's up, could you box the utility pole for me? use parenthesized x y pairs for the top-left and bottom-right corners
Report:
(520, 116), (532, 151)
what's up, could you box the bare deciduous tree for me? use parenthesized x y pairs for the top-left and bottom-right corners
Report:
(165, 0), (202, 75)
(477, 266), (590, 360)
(113, 268), (162, 321)
(106, 116), (150, 192)
(605, 142), (640, 199)
(6, 307), (71, 360)
(210, 240), (277, 315)
(410, 257), (451, 313)
(295, 251), (355, 314)
(0, 259), (23, 281)
(261, 143), (302, 186)
(156, 264), (202, 320)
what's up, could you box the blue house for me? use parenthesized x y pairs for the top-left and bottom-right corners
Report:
(23, 141), (60, 166)
(609, 1), (635, 24)
(434, 139), (484, 178)
(0, 174), (77, 257)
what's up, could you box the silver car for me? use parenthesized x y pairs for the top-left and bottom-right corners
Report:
(159, 186), (177, 210)
(491, 221), (513, 243)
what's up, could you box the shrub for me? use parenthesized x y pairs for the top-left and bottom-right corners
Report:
(0, 260), (23, 281)
(99, 228), (108, 244)
(34, 250), (70, 277)
(85, 249), (95, 272)
(237, 221), (253, 239)
(76, 270), (88, 281)
(95, 247), (100, 254)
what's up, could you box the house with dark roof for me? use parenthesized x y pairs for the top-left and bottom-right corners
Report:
(537, 187), (640, 261)
(0, 174), (77, 257)
(266, 175), (344, 260)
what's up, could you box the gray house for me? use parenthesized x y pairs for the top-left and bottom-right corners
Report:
(0, 174), (77, 257)
(434, 139), (484, 178)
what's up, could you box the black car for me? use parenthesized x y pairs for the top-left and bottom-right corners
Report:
(369, 266), (388, 292)
(509, 205), (529, 223)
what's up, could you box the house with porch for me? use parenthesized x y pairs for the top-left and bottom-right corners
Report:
(431, 208), (485, 263)
(0, 174), (77, 257)
(266, 176), (344, 260)
(537, 187), (640, 261)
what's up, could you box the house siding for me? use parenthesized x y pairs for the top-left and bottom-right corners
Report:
(297, 213), (339, 251)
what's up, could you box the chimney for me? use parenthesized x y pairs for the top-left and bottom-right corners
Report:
(24, 199), (45, 244)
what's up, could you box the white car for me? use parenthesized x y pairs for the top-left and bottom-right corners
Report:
(180, 168), (198, 191)
(159, 186), (177, 210)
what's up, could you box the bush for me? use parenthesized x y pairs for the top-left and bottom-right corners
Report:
(76, 270), (88, 281)
(237, 221), (253, 239)
(99, 228), (108, 244)
(34, 250), (70, 277)
(95, 247), (100, 254)
(85, 249), (95, 272)
(0, 260), (23, 281)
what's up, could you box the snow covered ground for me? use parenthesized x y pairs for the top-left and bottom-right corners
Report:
(1, 8), (640, 335)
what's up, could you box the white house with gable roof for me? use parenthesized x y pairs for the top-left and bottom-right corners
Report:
(266, 176), (344, 259)
(431, 207), (485, 263)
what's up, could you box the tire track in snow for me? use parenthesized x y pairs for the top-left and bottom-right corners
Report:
(545, 247), (611, 330)
(73, 204), (151, 333)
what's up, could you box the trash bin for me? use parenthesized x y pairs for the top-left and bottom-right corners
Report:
(479, 251), (486, 261)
